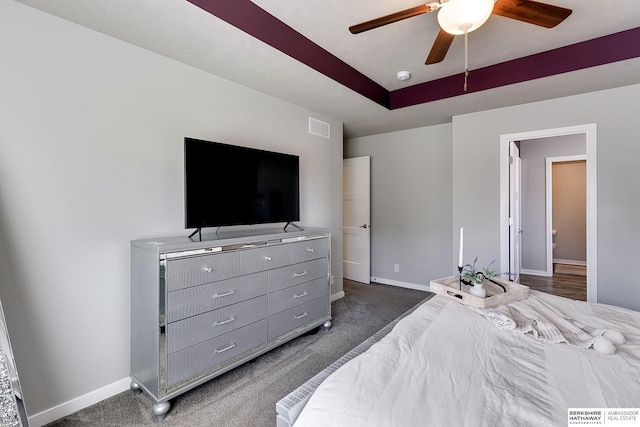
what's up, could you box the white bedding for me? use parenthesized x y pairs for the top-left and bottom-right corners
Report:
(293, 291), (640, 427)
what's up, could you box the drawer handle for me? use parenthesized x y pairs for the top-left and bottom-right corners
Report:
(293, 291), (309, 299)
(212, 290), (236, 298)
(293, 271), (308, 278)
(213, 316), (236, 327)
(215, 342), (236, 354)
(264, 256), (272, 261)
(294, 312), (309, 320)
(306, 248), (315, 253)
(203, 267), (213, 273)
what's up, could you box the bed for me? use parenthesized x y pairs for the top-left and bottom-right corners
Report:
(276, 290), (640, 427)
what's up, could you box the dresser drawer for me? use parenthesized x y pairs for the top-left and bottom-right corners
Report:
(167, 319), (267, 388)
(268, 259), (328, 293)
(166, 251), (240, 291)
(239, 243), (290, 274)
(268, 278), (328, 316)
(167, 295), (268, 354)
(166, 272), (268, 322)
(267, 297), (330, 341)
(290, 238), (327, 264)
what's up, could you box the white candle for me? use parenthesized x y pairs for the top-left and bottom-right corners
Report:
(458, 227), (464, 268)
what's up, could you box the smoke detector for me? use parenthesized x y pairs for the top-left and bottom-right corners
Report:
(396, 71), (411, 81)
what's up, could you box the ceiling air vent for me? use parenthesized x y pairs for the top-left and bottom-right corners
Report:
(309, 117), (330, 139)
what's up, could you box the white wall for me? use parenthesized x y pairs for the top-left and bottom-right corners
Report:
(0, 1), (343, 423)
(345, 124), (453, 289)
(344, 82), (640, 314)
(452, 83), (640, 311)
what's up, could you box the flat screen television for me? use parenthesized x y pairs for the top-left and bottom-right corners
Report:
(184, 137), (300, 230)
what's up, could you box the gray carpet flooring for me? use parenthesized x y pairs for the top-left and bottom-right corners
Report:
(46, 281), (431, 426)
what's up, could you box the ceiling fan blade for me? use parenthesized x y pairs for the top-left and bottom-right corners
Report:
(349, 5), (432, 34)
(492, 0), (572, 28)
(426, 29), (455, 64)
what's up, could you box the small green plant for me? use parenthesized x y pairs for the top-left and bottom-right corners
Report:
(461, 257), (498, 284)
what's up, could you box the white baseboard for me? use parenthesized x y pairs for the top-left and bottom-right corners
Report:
(29, 377), (131, 427)
(370, 277), (431, 292)
(553, 259), (587, 266)
(330, 291), (345, 302)
(521, 269), (550, 277)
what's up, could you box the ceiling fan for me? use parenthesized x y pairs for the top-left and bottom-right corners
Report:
(349, 0), (572, 65)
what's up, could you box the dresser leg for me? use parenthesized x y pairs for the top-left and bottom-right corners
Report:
(322, 319), (332, 331)
(152, 401), (171, 421)
(129, 380), (142, 394)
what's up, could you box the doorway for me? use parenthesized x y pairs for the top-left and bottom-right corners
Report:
(519, 155), (587, 300)
(546, 156), (587, 276)
(499, 124), (597, 303)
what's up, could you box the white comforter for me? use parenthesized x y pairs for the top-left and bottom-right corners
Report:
(293, 291), (640, 427)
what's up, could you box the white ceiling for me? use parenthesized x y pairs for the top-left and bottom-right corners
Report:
(15, 0), (640, 138)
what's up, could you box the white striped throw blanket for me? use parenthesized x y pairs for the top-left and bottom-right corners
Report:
(471, 294), (624, 353)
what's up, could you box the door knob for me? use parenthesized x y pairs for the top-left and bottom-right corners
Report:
(359, 224), (368, 229)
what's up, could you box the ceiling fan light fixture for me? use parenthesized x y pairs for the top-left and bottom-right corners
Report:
(437, 0), (495, 35)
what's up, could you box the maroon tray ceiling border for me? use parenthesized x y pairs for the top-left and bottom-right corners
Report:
(188, 0), (640, 111)
(187, 0), (388, 107)
(391, 27), (640, 109)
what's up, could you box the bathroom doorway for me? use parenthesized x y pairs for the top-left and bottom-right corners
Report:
(500, 124), (597, 303)
(546, 156), (587, 276)
(519, 155), (588, 300)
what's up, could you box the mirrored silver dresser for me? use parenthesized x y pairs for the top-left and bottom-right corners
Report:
(130, 227), (331, 420)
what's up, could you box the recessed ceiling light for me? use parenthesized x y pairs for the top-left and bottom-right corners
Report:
(396, 71), (411, 81)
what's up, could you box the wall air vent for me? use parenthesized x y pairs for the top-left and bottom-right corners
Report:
(309, 117), (330, 139)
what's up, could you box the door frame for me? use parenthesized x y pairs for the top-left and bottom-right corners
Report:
(499, 123), (597, 302)
(509, 141), (522, 283)
(545, 155), (587, 276)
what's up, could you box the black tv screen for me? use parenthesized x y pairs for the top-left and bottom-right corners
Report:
(184, 138), (300, 229)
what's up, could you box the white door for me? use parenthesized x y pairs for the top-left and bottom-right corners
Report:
(509, 142), (522, 282)
(343, 156), (371, 284)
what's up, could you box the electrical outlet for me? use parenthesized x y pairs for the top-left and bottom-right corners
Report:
(394, 264), (400, 273)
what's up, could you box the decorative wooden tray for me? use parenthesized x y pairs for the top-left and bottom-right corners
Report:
(429, 276), (529, 308)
